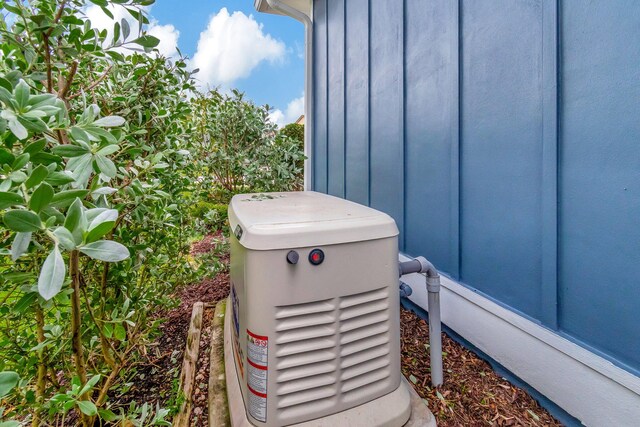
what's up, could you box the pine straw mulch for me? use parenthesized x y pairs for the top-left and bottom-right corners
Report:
(401, 308), (562, 426)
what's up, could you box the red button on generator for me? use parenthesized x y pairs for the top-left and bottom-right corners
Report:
(308, 249), (324, 265)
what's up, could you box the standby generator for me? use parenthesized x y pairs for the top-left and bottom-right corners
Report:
(225, 191), (412, 427)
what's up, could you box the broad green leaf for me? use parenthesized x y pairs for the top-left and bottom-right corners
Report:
(0, 371), (20, 398)
(113, 21), (121, 43)
(0, 77), (12, 92)
(100, 5), (114, 19)
(18, 116), (48, 133)
(12, 153), (29, 170)
(50, 190), (89, 208)
(79, 105), (99, 126)
(3, 210), (42, 232)
(132, 35), (159, 48)
(23, 138), (47, 155)
(14, 80), (30, 110)
(84, 126), (117, 144)
(88, 209), (117, 230)
(69, 127), (91, 146)
(30, 152), (62, 166)
(126, 8), (150, 24)
(0, 421), (21, 427)
(64, 198), (85, 244)
(85, 208), (108, 223)
(28, 94), (56, 108)
(46, 171), (76, 186)
(29, 183), (54, 212)
(77, 400), (98, 416)
(0, 192), (24, 209)
(93, 116), (125, 127)
(52, 145), (90, 158)
(38, 246), (65, 300)
(54, 227), (76, 250)
(98, 409), (118, 422)
(114, 323), (126, 341)
(9, 171), (27, 183)
(11, 232), (31, 261)
(95, 154), (116, 178)
(103, 323), (113, 338)
(86, 221), (116, 243)
(7, 117), (29, 139)
(0, 148), (15, 165)
(79, 240), (129, 262)
(13, 292), (37, 314)
(69, 154), (94, 188)
(121, 18), (130, 40)
(79, 375), (101, 396)
(25, 164), (49, 189)
(97, 145), (119, 156)
(91, 187), (117, 196)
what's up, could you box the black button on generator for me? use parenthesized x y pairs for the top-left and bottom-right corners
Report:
(308, 249), (325, 265)
(286, 250), (299, 264)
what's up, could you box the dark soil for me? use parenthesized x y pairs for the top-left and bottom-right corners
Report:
(400, 308), (563, 426)
(191, 231), (230, 264)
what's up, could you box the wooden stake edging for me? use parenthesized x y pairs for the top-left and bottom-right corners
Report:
(174, 301), (204, 427)
(209, 300), (230, 426)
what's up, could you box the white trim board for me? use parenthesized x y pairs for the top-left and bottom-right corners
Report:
(399, 256), (640, 427)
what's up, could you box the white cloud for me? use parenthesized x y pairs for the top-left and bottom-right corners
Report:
(84, 4), (180, 58)
(269, 94), (304, 127)
(147, 23), (180, 58)
(191, 8), (286, 88)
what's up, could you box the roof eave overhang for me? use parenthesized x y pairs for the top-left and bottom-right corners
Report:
(254, 0), (311, 17)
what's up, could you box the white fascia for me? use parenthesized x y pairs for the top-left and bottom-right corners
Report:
(255, 0), (313, 190)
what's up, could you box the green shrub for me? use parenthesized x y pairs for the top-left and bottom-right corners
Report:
(192, 202), (228, 231)
(0, 1), (201, 424)
(0, 1), (303, 424)
(192, 90), (305, 196)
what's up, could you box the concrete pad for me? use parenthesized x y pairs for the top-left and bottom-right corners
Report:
(402, 377), (437, 427)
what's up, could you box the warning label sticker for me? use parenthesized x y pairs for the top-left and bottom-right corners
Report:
(247, 330), (268, 422)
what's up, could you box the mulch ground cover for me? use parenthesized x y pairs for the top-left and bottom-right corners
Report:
(121, 232), (563, 426)
(114, 233), (230, 423)
(401, 308), (562, 426)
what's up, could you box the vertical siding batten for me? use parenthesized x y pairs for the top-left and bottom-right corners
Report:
(403, 0), (457, 272)
(312, 0), (328, 193)
(541, 0), (559, 329)
(399, 0), (406, 251)
(452, 0), (461, 279)
(369, 0), (405, 240)
(327, 0), (345, 197)
(344, 0), (369, 205)
(558, 0), (640, 371)
(459, 0), (544, 320)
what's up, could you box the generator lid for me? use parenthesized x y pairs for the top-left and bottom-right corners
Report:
(229, 191), (399, 250)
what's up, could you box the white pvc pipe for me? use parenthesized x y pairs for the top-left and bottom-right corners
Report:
(427, 277), (443, 386)
(400, 257), (444, 387)
(266, 0), (314, 190)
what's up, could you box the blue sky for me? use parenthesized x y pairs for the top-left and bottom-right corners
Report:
(87, 1), (305, 126)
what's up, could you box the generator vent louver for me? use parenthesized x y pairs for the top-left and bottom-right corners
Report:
(274, 287), (392, 422)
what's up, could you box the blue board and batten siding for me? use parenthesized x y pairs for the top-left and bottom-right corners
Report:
(312, 0), (640, 375)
